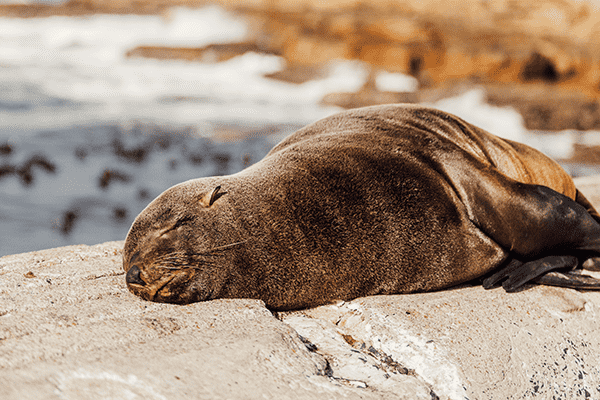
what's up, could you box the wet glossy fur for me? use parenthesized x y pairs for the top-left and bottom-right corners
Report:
(123, 104), (600, 310)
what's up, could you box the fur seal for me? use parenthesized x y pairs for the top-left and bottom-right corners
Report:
(122, 104), (600, 310)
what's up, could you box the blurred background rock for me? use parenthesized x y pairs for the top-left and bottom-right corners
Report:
(1, 0), (600, 256)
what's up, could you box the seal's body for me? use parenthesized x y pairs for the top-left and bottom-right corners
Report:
(123, 105), (600, 310)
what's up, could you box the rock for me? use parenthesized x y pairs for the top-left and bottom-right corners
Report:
(282, 283), (600, 399)
(224, 0), (600, 90)
(126, 42), (281, 63)
(4, 0), (600, 130)
(6, 0), (600, 99)
(486, 84), (600, 131)
(2, 176), (600, 399)
(0, 242), (358, 400)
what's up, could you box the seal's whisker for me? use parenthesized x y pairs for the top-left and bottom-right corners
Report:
(202, 240), (248, 253)
(155, 260), (215, 268)
(159, 266), (201, 271)
(149, 256), (218, 271)
(149, 241), (247, 267)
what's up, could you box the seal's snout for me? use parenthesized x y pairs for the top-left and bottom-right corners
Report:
(126, 265), (146, 286)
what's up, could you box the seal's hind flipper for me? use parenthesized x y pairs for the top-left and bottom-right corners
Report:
(534, 270), (600, 290)
(482, 259), (523, 289)
(483, 256), (578, 292)
(502, 256), (578, 292)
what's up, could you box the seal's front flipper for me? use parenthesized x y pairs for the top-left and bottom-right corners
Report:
(483, 256), (578, 292)
(439, 152), (600, 258)
(534, 270), (600, 289)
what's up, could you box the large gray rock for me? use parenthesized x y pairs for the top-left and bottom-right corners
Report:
(2, 176), (600, 399)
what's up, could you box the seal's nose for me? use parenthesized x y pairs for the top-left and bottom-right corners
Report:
(126, 265), (146, 286)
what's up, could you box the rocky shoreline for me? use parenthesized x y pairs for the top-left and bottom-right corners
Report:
(3, 176), (600, 399)
(3, 2), (600, 397)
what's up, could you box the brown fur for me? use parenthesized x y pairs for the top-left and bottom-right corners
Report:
(123, 104), (600, 310)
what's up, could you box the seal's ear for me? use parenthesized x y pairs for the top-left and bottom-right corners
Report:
(200, 185), (224, 208)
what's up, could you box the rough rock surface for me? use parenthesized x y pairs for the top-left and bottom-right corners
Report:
(2, 176), (600, 399)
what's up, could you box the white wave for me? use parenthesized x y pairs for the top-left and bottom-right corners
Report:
(0, 7), (371, 130)
(375, 71), (418, 92)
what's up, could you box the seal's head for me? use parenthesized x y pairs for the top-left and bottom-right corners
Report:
(122, 181), (236, 304)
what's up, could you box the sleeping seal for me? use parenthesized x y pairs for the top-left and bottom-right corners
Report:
(122, 104), (600, 310)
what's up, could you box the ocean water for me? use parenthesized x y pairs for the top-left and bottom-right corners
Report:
(0, 6), (598, 256)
